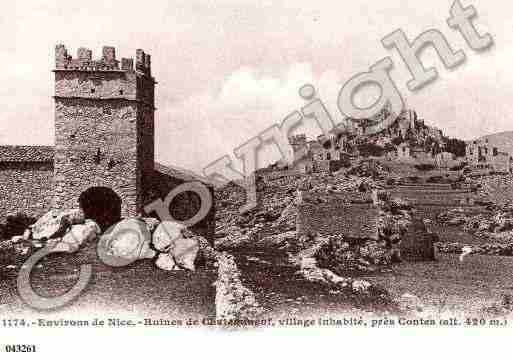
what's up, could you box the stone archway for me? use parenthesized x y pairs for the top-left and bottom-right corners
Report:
(78, 187), (122, 231)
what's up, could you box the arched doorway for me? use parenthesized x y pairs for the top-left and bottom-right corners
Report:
(78, 187), (122, 231)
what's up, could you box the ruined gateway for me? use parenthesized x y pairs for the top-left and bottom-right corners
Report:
(0, 45), (215, 238)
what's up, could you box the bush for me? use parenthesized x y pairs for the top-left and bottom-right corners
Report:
(0, 213), (36, 240)
(358, 143), (385, 157)
(450, 162), (467, 171)
(391, 136), (404, 146)
(414, 163), (436, 171)
(445, 138), (467, 158)
(426, 176), (444, 183)
(384, 143), (396, 152)
(386, 178), (396, 186)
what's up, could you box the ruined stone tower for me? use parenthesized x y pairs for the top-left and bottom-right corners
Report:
(53, 45), (155, 218)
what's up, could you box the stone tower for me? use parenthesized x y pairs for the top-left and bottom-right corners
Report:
(53, 45), (155, 219)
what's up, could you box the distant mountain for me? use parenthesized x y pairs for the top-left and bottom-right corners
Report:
(476, 131), (513, 155)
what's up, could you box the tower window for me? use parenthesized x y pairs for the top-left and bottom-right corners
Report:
(91, 88), (95, 93)
(119, 89), (124, 95)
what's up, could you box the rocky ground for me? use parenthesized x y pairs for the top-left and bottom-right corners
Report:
(211, 160), (420, 321)
(365, 253), (513, 317)
(2, 163), (513, 323)
(212, 164), (513, 320)
(434, 184), (513, 256)
(0, 209), (218, 317)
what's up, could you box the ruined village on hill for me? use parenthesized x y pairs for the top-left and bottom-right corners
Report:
(1, 45), (513, 325)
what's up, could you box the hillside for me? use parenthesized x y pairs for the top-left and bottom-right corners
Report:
(477, 131), (513, 155)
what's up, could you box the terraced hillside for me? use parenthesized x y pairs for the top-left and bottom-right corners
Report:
(387, 183), (475, 206)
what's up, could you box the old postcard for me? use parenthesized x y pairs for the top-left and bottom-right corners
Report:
(0, 0), (511, 357)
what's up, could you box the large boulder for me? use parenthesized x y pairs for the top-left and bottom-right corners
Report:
(99, 218), (156, 265)
(31, 209), (85, 240)
(152, 221), (184, 251)
(152, 221), (200, 271)
(170, 236), (199, 271)
(155, 252), (178, 271)
(59, 220), (101, 253)
(140, 217), (161, 233)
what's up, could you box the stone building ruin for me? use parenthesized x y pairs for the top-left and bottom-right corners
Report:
(0, 45), (215, 237)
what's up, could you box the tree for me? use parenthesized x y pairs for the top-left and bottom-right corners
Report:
(392, 136), (404, 146)
(445, 138), (467, 158)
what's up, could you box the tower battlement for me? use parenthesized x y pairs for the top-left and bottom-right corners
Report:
(53, 44), (155, 216)
(55, 44), (151, 76)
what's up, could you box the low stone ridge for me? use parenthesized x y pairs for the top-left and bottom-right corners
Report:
(215, 252), (263, 323)
(2, 208), (217, 275)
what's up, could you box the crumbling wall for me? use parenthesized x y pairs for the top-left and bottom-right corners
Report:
(296, 200), (379, 241)
(399, 219), (437, 261)
(215, 252), (263, 322)
(0, 162), (54, 218)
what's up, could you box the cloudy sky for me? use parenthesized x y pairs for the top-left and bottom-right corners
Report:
(1, 0), (512, 173)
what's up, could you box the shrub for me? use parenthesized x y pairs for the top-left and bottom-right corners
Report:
(378, 191), (391, 202)
(391, 136), (404, 146)
(0, 213), (36, 240)
(384, 143), (396, 152)
(445, 138), (467, 158)
(358, 143), (385, 157)
(414, 163), (436, 171)
(426, 176), (443, 183)
(450, 162), (467, 171)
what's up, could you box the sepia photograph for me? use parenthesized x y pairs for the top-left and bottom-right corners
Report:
(0, 0), (512, 356)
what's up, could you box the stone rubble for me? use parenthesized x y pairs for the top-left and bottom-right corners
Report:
(215, 252), (263, 322)
(1, 209), (218, 273)
(31, 208), (85, 240)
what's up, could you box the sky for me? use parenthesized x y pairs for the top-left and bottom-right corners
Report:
(1, 0), (512, 173)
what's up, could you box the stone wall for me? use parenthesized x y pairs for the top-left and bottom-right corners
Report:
(0, 45), (216, 239)
(399, 219), (437, 262)
(53, 46), (155, 217)
(0, 162), (54, 218)
(54, 70), (138, 100)
(53, 97), (140, 216)
(296, 195), (379, 241)
(387, 186), (474, 206)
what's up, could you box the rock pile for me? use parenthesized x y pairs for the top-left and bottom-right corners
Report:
(437, 206), (513, 238)
(436, 242), (513, 257)
(290, 238), (392, 303)
(212, 165), (403, 317)
(313, 234), (392, 274)
(215, 252), (263, 322)
(472, 175), (513, 206)
(2, 208), (216, 272)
